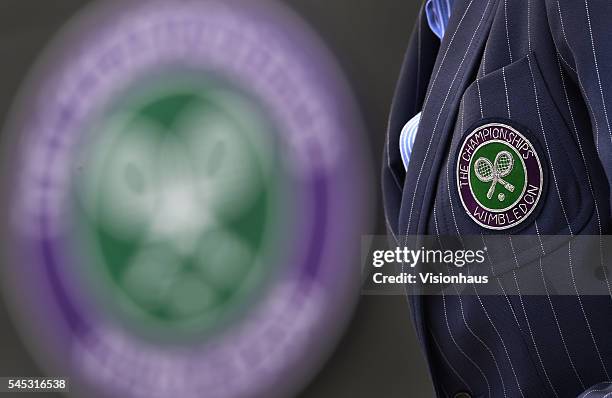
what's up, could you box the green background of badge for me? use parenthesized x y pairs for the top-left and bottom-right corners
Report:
(469, 141), (526, 211)
(67, 74), (289, 342)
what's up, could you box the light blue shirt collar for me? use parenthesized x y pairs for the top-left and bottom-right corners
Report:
(425, 0), (455, 40)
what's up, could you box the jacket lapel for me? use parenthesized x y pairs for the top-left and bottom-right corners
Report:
(399, 0), (499, 237)
(384, 3), (440, 236)
(396, 0), (499, 390)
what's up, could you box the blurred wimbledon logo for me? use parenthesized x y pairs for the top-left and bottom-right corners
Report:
(72, 77), (283, 340)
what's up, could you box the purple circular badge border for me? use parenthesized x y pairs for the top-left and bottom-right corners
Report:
(456, 121), (544, 231)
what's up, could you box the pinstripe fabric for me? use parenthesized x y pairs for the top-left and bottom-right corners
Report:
(383, 0), (612, 397)
(399, 0), (454, 170)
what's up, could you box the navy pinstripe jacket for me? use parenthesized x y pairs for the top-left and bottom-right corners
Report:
(383, 0), (612, 397)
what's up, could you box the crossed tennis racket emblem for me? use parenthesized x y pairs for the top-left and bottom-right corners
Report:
(474, 151), (515, 201)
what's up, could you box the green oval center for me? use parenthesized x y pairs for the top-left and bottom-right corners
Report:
(69, 75), (287, 342)
(469, 141), (526, 211)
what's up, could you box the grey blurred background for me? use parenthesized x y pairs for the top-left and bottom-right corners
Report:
(0, 1), (431, 397)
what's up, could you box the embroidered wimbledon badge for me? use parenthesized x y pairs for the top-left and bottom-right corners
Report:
(457, 122), (544, 230)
